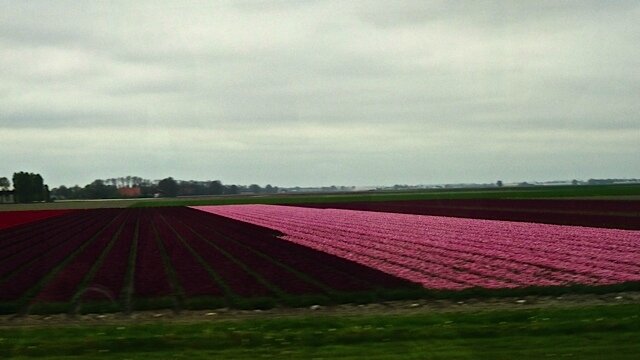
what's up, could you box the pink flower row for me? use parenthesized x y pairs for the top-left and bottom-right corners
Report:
(192, 205), (640, 290)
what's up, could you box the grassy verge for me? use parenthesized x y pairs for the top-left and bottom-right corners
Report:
(3, 281), (639, 316)
(1, 303), (639, 359)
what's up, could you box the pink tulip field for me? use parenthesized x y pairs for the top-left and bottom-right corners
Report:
(192, 204), (640, 291)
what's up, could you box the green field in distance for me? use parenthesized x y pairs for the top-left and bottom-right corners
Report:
(130, 184), (640, 208)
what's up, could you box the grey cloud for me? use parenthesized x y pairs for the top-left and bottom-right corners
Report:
(1, 1), (638, 186)
(357, 1), (638, 29)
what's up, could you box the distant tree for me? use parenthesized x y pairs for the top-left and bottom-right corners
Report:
(249, 184), (262, 194)
(33, 174), (44, 200)
(571, 179), (579, 186)
(139, 179), (157, 197)
(587, 178), (616, 185)
(69, 185), (84, 199)
(158, 177), (179, 197)
(178, 180), (206, 196)
(264, 184), (275, 194)
(496, 180), (503, 187)
(43, 184), (51, 202)
(84, 179), (118, 199)
(132, 176), (143, 187)
(224, 184), (239, 195)
(12, 172), (30, 202)
(12, 172), (45, 203)
(0, 177), (9, 191)
(209, 180), (224, 195)
(52, 185), (71, 200)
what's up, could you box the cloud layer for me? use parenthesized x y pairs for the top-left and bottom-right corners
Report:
(2, 1), (639, 186)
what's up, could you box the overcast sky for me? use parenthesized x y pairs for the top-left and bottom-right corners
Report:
(1, 1), (638, 187)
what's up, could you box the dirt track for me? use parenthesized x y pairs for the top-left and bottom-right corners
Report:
(2, 292), (639, 328)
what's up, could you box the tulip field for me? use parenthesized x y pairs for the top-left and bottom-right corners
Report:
(194, 205), (640, 290)
(1, 202), (639, 315)
(294, 199), (640, 230)
(0, 207), (415, 314)
(0, 210), (75, 230)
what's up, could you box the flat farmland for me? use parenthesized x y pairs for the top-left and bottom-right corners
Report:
(1, 195), (640, 359)
(0, 207), (417, 315)
(1, 200), (639, 316)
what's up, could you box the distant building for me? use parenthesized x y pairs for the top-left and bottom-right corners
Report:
(117, 187), (141, 198)
(0, 190), (15, 204)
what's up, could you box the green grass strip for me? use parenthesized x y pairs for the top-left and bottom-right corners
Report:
(1, 303), (639, 359)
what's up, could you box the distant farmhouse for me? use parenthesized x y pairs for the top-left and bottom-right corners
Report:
(117, 187), (142, 198)
(0, 190), (15, 204)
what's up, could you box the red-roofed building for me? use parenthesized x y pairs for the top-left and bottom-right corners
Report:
(118, 187), (141, 198)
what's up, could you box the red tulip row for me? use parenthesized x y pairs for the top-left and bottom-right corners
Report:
(161, 208), (320, 296)
(0, 210), (75, 230)
(0, 211), (90, 259)
(171, 207), (411, 293)
(151, 210), (224, 297)
(131, 211), (173, 298)
(35, 210), (132, 302)
(193, 205), (640, 290)
(82, 212), (139, 301)
(0, 209), (122, 301)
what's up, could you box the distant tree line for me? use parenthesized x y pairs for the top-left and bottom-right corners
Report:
(0, 172), (50, 203)
(49, 176), (280, 200)
(586, 178), (640, 185)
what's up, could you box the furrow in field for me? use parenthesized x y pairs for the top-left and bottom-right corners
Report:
(154, 211), (224, 298)
(0, 209), (123, 302)
(33, 210), (130, 303)
(0, 210), (76, 231)
(132, 212), (173, 298)
(0, 210), (111, 285)
(0, 210), (96, 261)
(81, 210), (138, 302)
(181, 207), (404, 292)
